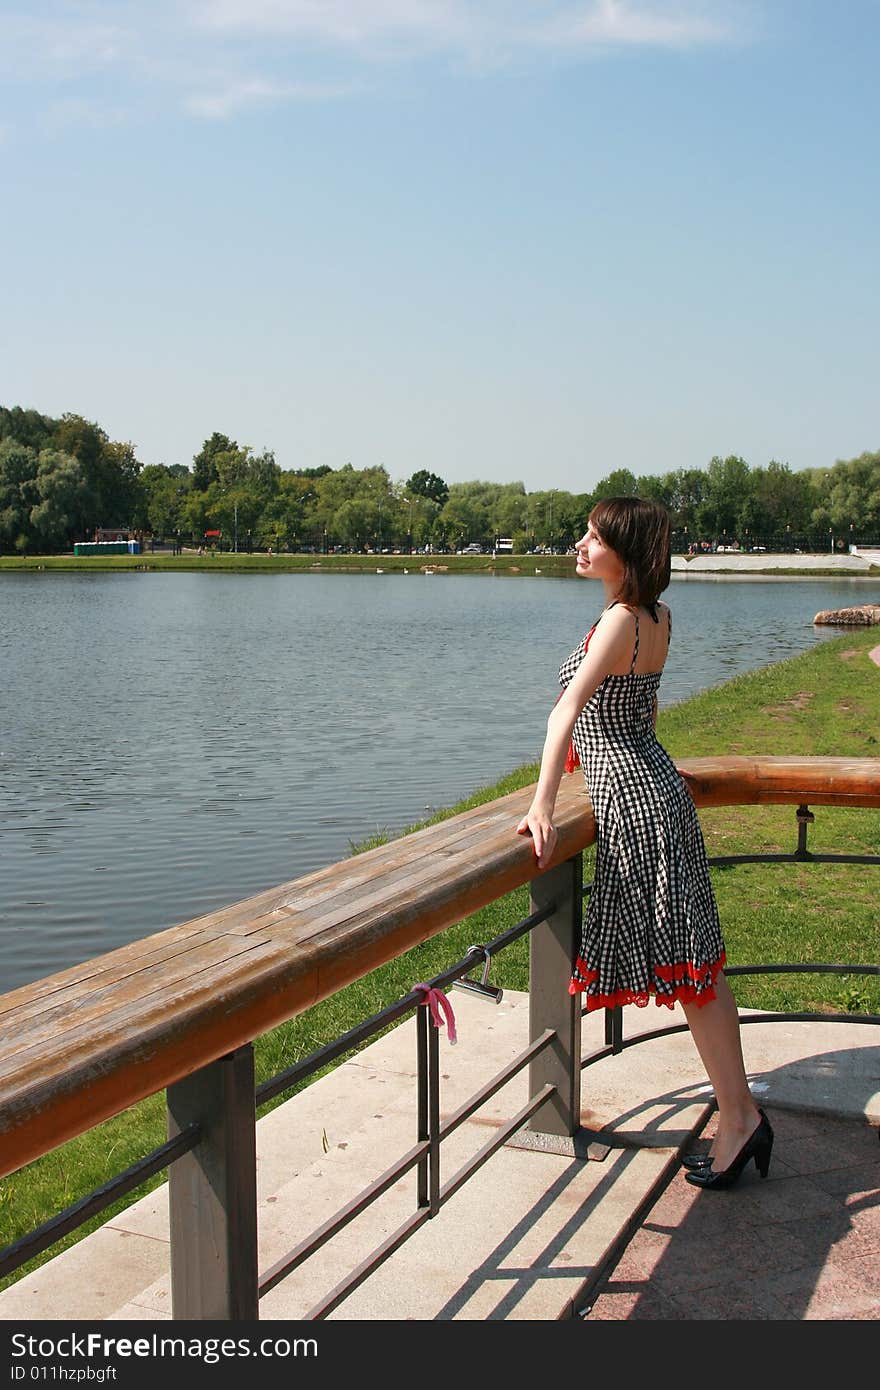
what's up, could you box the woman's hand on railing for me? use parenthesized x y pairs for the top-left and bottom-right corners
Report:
(516, 805), (558, 870)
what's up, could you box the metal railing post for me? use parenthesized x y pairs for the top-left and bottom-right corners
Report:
(167, 1044), (259, 1320)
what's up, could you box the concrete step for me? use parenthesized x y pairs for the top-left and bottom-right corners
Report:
(1, 992), (876, 1321)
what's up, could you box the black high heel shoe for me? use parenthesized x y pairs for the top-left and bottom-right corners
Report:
(685, 1110), (774, 1190)
(681, 1150), (712, 1171)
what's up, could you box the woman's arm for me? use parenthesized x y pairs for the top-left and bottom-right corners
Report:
(516, 606), (635, 868)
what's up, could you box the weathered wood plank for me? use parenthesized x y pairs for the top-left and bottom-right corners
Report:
(679, 756), (880, 807)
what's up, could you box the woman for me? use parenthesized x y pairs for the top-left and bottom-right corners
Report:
(517, 496), (772, 1190)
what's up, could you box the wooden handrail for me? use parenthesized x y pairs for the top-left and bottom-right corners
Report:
(677, 755), (880, 807)
(0, 755), (877, 1180)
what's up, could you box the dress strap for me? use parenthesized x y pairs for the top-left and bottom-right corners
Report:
(629, 613), (640, 674)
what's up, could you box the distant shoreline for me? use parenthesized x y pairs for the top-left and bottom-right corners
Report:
(0, 550), (877, 580)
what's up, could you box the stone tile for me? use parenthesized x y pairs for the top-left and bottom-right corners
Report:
(663, 1280), (790, 1320)
(780, 1128), (880, 1177)
(602, 1227), (670, 1284)
(810, 1161), (880, 1200)
(751, 1218), (841, 1276)
(761, 1108), (844, 1143)
(0, 1227), (169, 1321)
(643, 1176), (715, 1229)
(770, 1259), (880, 1320)
(582, 1284), (685, 1321)
(727, 1173), (844, 1225)
(823, 1205), (880, 1261)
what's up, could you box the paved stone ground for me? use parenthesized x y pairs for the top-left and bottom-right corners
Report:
(581, 1106), (880, 1320)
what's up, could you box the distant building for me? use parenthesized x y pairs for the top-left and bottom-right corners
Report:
(94, 527), (135, 543)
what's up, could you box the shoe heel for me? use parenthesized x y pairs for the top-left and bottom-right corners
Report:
(754, 1138), (772, 1179)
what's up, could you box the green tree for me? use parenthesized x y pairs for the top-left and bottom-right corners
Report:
(665, 468), (708, 534)
(593, 469), (638, 500)
(635, 474), (674, 508)
(192, 433), (235, 491)
(810, 451), (880, 538)
(488, 482), (527, 540)
(742, 461), (815, 537)
(29, 449), (91, 550)
(53, 415), (141, 526)
(524, 489), (583, 549)
(0, 439), (39, 552)
(310, 464), (394, 549)
(135, 464), (193, 536)
(261, 473), (322, 550)
(696, 455), (752, 539)
(440, 483), (494, 549)
(0, 406), (56, 453)
(406, 469), (449, 507)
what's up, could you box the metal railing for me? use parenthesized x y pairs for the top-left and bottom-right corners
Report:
(1, 761), (878, 1319)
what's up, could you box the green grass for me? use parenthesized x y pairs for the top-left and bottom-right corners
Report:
(0, 550), (577, 577)
(1, 627), (878, 1287)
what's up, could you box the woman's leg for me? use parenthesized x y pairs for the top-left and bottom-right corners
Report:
(681, 971), (763, 1172)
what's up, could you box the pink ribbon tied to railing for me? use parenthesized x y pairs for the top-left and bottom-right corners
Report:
(414, 984), (457, 1045)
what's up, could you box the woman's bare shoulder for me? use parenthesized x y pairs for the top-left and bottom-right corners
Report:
(592, 603), (638, 655)
(596, 603), (638, 631)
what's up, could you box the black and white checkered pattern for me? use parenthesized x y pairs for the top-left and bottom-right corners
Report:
(561, 605), (724, 1011)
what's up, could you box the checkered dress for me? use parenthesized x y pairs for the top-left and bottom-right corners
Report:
(561, 603), (725, 1011)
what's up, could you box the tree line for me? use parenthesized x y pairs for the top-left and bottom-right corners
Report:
(1, 404), (878, 555)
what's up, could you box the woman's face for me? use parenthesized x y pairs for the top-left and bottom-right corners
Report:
(574, 521), (625, 586)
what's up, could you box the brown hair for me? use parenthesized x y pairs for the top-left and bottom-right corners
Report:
(589, 496), (671, 609)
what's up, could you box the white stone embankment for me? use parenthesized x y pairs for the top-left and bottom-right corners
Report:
(671, 550), (877, 574)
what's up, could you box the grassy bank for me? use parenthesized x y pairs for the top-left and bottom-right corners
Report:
(1, 628), (878, 1286)
(0, 550), (576, 578)
(1, 551), (877, 578)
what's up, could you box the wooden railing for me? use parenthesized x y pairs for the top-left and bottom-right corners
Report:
(1, 756), (878, 1316)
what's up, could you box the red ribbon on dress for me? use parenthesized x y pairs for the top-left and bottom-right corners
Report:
(564, 732), (580, 773)
(559, 624), (595, 773)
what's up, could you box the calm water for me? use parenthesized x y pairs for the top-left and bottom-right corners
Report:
(1, 571), (872, 991)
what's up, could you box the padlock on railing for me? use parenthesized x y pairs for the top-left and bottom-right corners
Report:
(452, 944), (503, 1004)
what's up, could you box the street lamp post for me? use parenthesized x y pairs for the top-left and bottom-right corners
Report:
(405, 494), (414, 553)
(234, 503), (238, 554)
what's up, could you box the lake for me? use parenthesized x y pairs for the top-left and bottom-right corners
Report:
(1, 570), (873, 991)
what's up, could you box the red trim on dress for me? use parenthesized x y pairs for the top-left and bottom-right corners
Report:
(568, 951), (727, 1012)
(560, 624), (596, 773)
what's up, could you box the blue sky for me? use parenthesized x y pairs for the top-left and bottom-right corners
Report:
(1, 1), (877, 492)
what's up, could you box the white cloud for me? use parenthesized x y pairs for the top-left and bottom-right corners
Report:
(185, 75), (360, 117)
(0, 12), (132, 79)
(192, 0), (739, 52)
(531, 1), (733, 48)
(0, 1), (749, 126)
(39, 97), (128, 133)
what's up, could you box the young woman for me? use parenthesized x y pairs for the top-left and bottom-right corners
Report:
(517, 496), (773, 1190)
